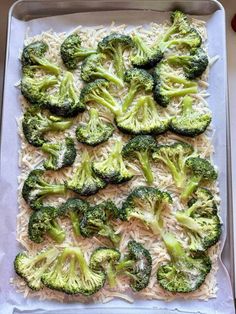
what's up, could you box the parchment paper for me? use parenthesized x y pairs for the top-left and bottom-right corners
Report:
(0, 9), (234, 314)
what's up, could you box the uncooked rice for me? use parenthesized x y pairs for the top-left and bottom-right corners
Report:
(13, 16), (221, 303)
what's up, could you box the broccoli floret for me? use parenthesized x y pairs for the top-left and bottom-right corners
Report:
(89, 247), (121, 287)
(22, 169), (66, 210)
(153, 62), (198, 107)
(92, 141), (134, 184)
(131, 10), (202, 68)
(90, 240), (152, 291)
(156, 232), (212, 292)
(79, 79), (121, 116)
(188, 188), (217, 216)
(21, 41), (60, 75)
(22, 107), (73, 147)
(116, 95), (169, 135)
(98, 33), (133, 80)
(66, 151), (106, 196)
(181, 156), (218, 201)
(175, 199), (221, 252)
(76, 108), (114, 146)
(41, 246), (106, 295)
(131, 34), (163, 69)
(42, 137), (76, 170)
(122, 135), (157, 184)
(21, 75), (57, 106)
(28, 206), (65, 244)
(47, 71), (85, 117)
(60, 198), (90, 236)
(14, 247), (59, 291)
(152, 142), (194, 188)
(122, 68), (154, 112)
(169, 95), (212, 137)
(121, 186), (172, 235)
(80, 200), (121, 246)
(60, 34), (97, 70)
(81, 53), (124, 87)
(166, 48), (209, 79)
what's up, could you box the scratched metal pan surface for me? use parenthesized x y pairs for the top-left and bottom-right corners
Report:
(0, 1), (234, 313)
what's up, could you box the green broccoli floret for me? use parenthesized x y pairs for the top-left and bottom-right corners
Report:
(60, 34), (97, 70)
(22, 107), (73, 147)
(175, 193), (221, 252)
(130, 34), (163, 69)
(21, 74), (57, 106)
(90, 240), (152, 291)
(169, 95), (212, 137)
(60, 198), (90, 236)
(22, 169), (66, 210)
(166, 48), (209, 79)
(122, 135), (157, 184)
(116, 95), (169, 135)
(14, 247), (59, 291)
(47, 71), (85, 117)
(42, 137), (76, 170)
(66, 151), (106, 196)
(89, 247), (121, 287)
(156, 232), (212, 293)
(28, 206), (65, 244)
(131, 10), (202, 68)
(81, 53), (124, 87)
(41, 246), (106, 295)
(79, 79), (121, 116)
(120, 186), (172, 235)
(153, 61), (198, 107)
(181, 156), (218, 201)
(92, 141), (134, 184)
(76, 108), (114, 146)
(80, 200), (121, 246)
(152, 142), (194, 188)
(122, 68), (154, 112)
(21, 41), (60, 75)
(98, 33), (133, 80)
(187, 188), (217, 216)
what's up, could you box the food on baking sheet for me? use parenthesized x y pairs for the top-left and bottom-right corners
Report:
(13, 10), (221, 302)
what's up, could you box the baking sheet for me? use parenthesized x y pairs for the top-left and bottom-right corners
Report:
(0, 8), (234, 314)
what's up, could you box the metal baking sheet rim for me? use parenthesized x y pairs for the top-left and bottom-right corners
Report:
(0, 0), (234, 311)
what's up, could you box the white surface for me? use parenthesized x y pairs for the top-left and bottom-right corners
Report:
(0, 8), (234, 314)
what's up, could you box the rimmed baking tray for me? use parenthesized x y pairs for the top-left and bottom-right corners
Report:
(0, 0), (234, 313)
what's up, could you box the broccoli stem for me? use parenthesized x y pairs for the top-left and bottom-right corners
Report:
(36, 77), (58, 90)
(136, 151), (154, 184)
(122, 84), (138, 112)
(73, 48), (97, 58)
(167, 55), (192, 66)
(47, 220), (65, 243)
(164, 86), (197, 97)
(181, 95), (193, 113)
(98, 224), (120, 246)
(73, 247), (90, 274)
(162, 232), (184, 262)
(38, 183), (66, 196)
(181, 176), (201, 201)
(175, 212), (201, 233)
(168, 75), (197, 87)
(133, 35), (153, 57)
(113, 45), (125, 80)
(42, 143), (60, 156)
(155, 154), (184, 188)
(95, 67), (124, 87)
(48, 118), (73, 131)
(69, 211), (81, 236)
(115, 260), (134, 273)
(32, 56), (60, 76)
(106, 264), (117, 288)
(92, 92), (120, 116)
